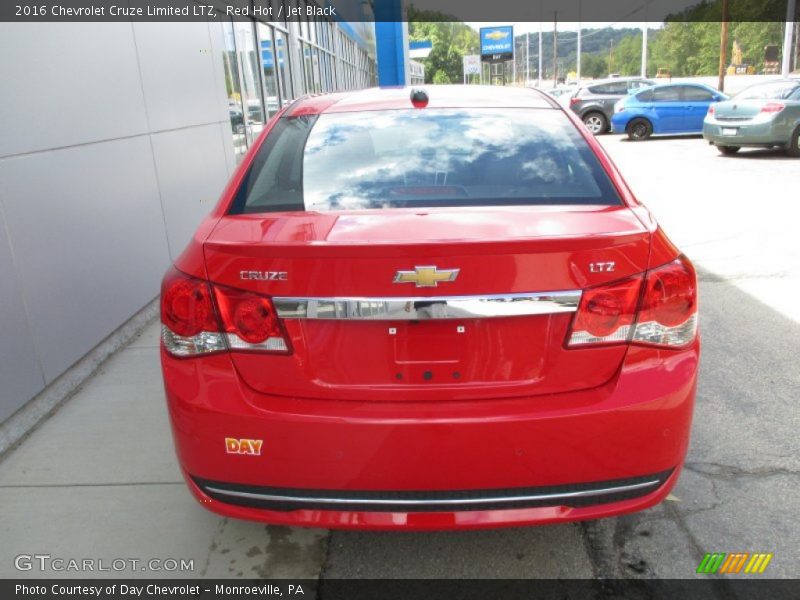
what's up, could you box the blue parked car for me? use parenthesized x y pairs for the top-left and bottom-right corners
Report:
(611, 83), (729, 140)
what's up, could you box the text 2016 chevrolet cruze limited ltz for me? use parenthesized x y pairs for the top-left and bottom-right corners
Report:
(160, 86), (699, 531)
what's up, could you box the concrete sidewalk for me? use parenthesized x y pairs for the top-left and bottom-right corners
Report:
(0, 320), (327, 579)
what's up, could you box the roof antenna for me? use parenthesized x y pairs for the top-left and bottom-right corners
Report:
(410, 88), (429, 108)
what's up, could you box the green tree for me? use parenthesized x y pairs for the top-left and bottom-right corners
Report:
(432, 70), (451, 84)
(646, 21), (785, 76)
(611, 33), (643, 76)
(580, 53), (608, 79)
(408, 5), (479, 84)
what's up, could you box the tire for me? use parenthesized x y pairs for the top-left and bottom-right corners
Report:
(717, 145), (740, 155)
(627, 118), (653, 141)
(582, 112), (608, 135)
(788, 127), (800, 158)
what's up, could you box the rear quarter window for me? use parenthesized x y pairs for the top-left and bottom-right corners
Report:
(682, 86), (714, 101)
(230, 108), (622, 214)
(588, 84), (613, 94)
(653, 86), (681, 102)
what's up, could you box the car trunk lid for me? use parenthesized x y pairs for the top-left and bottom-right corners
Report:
(203, 206), (651, 401)
(713, 99), (765, 121)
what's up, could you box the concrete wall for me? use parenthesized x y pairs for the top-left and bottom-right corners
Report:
(0, 22), (235, 423)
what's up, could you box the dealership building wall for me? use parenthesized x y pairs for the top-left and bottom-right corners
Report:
(0, 16), (376, 426)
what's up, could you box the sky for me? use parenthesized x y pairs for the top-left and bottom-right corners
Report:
(467, 22), (663, 35)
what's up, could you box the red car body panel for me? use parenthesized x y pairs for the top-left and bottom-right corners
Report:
(161, 86), (699, 530)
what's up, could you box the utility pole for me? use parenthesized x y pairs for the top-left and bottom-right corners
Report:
(782, 0), (796, 77)
(538, 21), (543, 87)
(553, 12), (558, 87)
(718, 0), (729, 92)
(641, 25), (648, 78)
(526, 31), (530, 84)
(609, 40), (614, 75)
(512, 37), (517, 85)
(795, 22), (799, 72)
(576, 1), (581, 82)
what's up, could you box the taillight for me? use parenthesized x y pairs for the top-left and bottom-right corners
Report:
(567, 256), (698, 349)
(160, 267), (290, 357)
(631, 257), (698, 348)
(212, 285), (290, 353)
(760, 103), (785, 114)
(569, 97), (580, 106)
(707, 105), (715, 115)
(161, 268), (224, 357)
(567, 275), (642, 346)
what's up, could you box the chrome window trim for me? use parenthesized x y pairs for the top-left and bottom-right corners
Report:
(203, 478), (661, 507)
(273, 291), (581, 320)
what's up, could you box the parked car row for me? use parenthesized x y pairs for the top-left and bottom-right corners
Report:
(552, 78), (800, 157)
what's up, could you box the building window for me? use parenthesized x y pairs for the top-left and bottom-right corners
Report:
(274, 29), (292, 106)
(257, 22), (281, 117)
(221, 19), (247, 162)
(218, 8), (377, 163)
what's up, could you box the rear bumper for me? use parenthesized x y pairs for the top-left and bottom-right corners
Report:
(162, 342), (698, 530)
(703, 120), (785, 146)
(610, 113), (630, 133)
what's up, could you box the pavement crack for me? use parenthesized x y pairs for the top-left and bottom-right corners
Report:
(663, 502), (734, 600)
(200, 517), (228, 577)
(315, 530), (334, 600)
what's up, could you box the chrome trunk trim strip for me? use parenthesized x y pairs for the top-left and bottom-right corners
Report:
(272, 291), (581, 320)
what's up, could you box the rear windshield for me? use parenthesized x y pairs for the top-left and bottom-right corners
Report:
(230, 108), (622, 214)
(735, 82), (800, 100)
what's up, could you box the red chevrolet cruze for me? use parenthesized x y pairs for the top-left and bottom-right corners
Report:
(160, 86), (699, 530)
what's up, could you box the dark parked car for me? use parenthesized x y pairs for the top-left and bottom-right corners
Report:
(229, 106), (244, 134)
(568, 78), (655, 134)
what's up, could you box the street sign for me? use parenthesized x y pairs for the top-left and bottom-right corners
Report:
(463, 55), (481, 76)
(480, 26), (513, 63)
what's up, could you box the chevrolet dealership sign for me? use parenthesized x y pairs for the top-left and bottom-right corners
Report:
(480, 26), (513, 62)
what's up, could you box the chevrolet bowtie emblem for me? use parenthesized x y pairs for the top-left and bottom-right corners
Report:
(393, 266), (460, 288)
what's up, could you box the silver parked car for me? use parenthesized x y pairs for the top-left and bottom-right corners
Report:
(703, 80), (800, 156)
(567, 77), (654, 134)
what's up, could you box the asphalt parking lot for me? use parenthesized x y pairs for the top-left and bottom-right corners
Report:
(0, 134), (797, 583)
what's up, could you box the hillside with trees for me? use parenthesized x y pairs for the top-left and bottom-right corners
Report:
(407, 4), (790, 83)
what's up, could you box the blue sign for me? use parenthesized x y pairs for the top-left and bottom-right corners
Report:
(480, 26), (513, 60)
(260, 39), (286, 69)
(409, 40), (432, 51)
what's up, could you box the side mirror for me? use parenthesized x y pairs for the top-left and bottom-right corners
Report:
(712, 95), (722, 101)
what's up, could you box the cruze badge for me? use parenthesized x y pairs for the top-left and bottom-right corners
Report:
(394, 266), (460, 288)
(240, 270), (287, 281)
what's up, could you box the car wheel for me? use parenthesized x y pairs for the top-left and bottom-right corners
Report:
(788, 127), (800, 158)
(627, 119), (652, 141)
(717, 145), (740, 155)
(583, 112), (607, 135)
